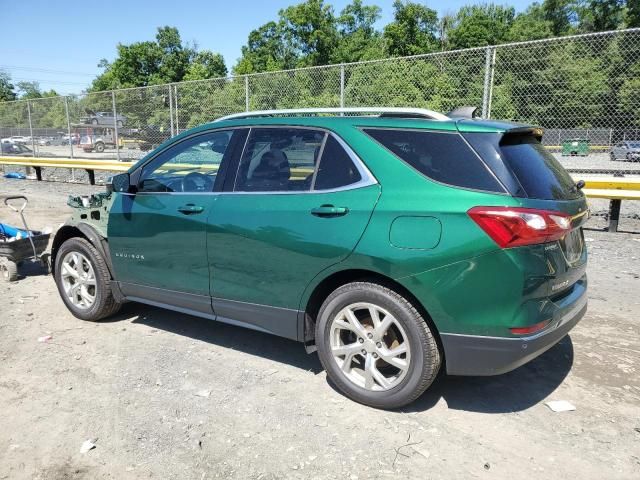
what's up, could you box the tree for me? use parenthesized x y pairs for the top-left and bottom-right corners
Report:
(542, 0), (576, 36)
(280, 0), (339, 66)
(447, 4), (516, 49)
(383, 1), (439, 56)
(508, 3), (554, 42)
(15, 81), (58, 99)
(332, 0), (385, 62)
(184, 51), (228, 81)
(578, 0), (625, 32)
(91, 26), (227, 90)
(627, 0), (640, 27)
(234, 21), (298, 74)
(0, 70), (16, 101)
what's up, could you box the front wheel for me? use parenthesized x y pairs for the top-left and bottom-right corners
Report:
(94, 142), (105, 153)
(315, 282), (441, 409)
(54, 237), (121, 321)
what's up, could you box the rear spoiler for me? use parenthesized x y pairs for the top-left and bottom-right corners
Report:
(447, 106), (479, 119)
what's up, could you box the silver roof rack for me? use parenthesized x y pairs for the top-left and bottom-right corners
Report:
(215, 107), (450, 122)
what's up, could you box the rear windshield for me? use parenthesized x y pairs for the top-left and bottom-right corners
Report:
(363, 128), (505, 193)
(463, 132), (581, 200)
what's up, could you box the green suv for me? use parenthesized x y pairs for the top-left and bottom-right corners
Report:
(52, 108), (588, 409)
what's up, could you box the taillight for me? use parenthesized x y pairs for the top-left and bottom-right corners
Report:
(468, 206), (571, 248)
(510, 319), (551, 335)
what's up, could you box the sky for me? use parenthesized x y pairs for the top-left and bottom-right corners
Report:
(0, 0), (531, 95)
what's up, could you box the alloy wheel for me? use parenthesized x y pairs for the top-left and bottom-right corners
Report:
(329, 302), (411, 391)
(60, 251), (97, 309)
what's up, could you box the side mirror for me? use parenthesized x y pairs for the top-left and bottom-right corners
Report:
(109, 173), (135, 194)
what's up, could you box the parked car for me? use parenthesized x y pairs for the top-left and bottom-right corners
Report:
(610, 141), (640, 161)
(38, 137), (53, 146)
(81, 109), (127, 128)
(1, 141), (33, 156)
(61, 133), (80, 145)
(9, 135), (28, 145)
(51, 108), (588, 409)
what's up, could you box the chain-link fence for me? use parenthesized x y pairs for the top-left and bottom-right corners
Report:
(1, 28), (639, 177)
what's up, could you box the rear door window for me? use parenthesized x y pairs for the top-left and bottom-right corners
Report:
(464, 132), (581, 200)
(314, 135), (362, 190)
(363, 128), (505, 193)
(234, 128), (323, 192)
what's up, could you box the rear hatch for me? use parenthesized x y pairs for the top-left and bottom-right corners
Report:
(462, 127), (588, 299)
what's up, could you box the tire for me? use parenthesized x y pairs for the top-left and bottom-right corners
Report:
(0, 260), (18, 282)
(94, 142), (105, 153)
(610, 152), (616, 161)
(91, 119), (98, 125)
(315, 282), (441, 409)
(54, 237), (121, 321)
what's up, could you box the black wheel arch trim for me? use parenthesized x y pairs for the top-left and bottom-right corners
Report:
(51, 223), (124, 302)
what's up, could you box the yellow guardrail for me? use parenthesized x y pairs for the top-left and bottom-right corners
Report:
(0, 156), (314, 184)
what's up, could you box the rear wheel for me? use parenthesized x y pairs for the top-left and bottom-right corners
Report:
(315, 282), (441, 409)
(0, 260), (18, 282)
(94, 142), (105, 153)
(610, 152), (616, 161)
(54, 237), (121, 321)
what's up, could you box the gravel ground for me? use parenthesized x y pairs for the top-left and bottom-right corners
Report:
(0, 178), (639, 480)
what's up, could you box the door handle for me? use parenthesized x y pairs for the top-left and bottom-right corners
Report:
(177, 204), (204, 215)
(310, 205), (349, 217)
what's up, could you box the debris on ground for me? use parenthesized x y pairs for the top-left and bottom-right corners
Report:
(545, 400), (576, 412)
(195, 389), (211, 398)
(80, 439), (96, 454)
(37, 335), (52, 343)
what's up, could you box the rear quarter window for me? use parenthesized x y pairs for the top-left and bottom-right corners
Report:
(363, 128), (505, 193)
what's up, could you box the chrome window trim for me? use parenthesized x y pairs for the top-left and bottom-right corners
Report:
(128, 125), (378, 197)
(229, 125), (378, 195)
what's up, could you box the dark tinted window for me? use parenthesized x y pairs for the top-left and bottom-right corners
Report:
(364, 129), (504, 192)
(314, 136), (362, 190)
(464, 132), (581, 200)
(234, 128), (323, 192)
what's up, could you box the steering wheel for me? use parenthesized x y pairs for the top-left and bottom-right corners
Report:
(181, 172), (213, 193)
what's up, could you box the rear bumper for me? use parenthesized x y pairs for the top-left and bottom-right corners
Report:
(441, 276), (587, 376)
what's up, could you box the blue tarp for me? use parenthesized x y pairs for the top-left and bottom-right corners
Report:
(4, 172), (26, 179)
(0, 223), (30, 238)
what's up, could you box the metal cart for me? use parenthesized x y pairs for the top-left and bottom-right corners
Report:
(0, 196), (51, 282)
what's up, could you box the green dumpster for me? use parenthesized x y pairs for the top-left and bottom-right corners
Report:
(561, 138), (590, 156)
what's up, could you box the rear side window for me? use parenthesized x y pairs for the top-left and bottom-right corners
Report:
(363, 129), (504, 193)
(464, 132), (581, 200)
(314, 136), (362, 190)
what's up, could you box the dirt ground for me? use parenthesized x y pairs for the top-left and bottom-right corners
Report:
(0, 177), (639, 480)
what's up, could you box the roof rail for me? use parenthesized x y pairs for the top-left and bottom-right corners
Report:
(215, 107), (450, 122)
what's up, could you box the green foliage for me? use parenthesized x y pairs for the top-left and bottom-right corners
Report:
(508, 3), (554, 41)
(0, 70), (16, 101)
(448, 4), (516, 49)
(383, 0), (439, 56)
(184, 51), (228, 81)
(627, 0), (640, 26)
(332, 0), (385, 62)
(91, 26), (227, 90)
(578, 0), (625, 32)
